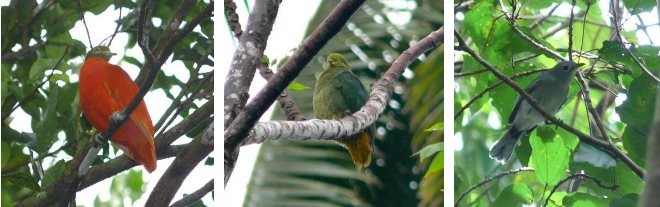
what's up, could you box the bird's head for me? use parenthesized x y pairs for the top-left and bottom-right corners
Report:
(85, 46), (116, 61)
(326, 53), (349, 69)
(550, 61), (584, 79)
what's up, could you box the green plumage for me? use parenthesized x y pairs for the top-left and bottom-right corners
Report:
(313, 53), (373, 171)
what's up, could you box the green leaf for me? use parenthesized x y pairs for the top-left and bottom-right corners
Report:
(35, 85), (59, 153)
(530, 132), (570, 185)
(43, 160), (67, 188)
(287, 82), (311, 91)
(415, 142), (443, 161)
(622, 0), (655, 14)
(562, 193), (607, 207)
(261, 55), (270, 66)
(1, 189), (13, 207)
(610, 193), (639, 207)
(4, 171), (41, 191)
(122, 56), (143, 68)
(493, 184), (533, 207)
(424, 152), (442, 177)
(617, 73), (656, 166)
(536, 125), (556, 139)
(424, 122), (442, 131)
(28, 58), (59, 81)
(1, 141), (10, 168)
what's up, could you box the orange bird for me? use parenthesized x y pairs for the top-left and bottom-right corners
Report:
(79, 46), (157, 172)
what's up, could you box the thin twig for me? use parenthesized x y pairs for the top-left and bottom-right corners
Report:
(455, 167), (535, 206)
(2, 46), (70, 121)
(169, 179), (214, 207)
(77, 0), (93, 48)
(542, 173), (617, 207)
(568, 0), (576, 57)
(609, 0), (659, 82)
(108, 0), (123, 46)
(454, 68), (548, 119)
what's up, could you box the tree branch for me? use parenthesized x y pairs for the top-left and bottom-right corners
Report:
(80, 100), (212, 189)
(542, 173), (617, 207)
(145, 123), (214, 207)
(455, 167), (535, 206)
(169, 179), (214, 207)
(224, 0), (366, 184)
(257, 63), (305, 121)
(224, 0), (282, 128)
(454, 68), (548, 119)
(223, 0), (242, 38)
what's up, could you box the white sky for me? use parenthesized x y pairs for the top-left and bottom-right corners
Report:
(2, 2), (214, 206)
(219, 1), (322, 206)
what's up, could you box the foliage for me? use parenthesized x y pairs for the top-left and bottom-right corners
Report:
(1, 0), (213, 206)
(239, 0), (442, 206)
(454, 0), (658, 206)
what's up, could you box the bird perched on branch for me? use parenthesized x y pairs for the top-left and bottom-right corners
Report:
(490, 61), (584, 163)
(313, 53), (374, 171)
(79, 46), (157, 172)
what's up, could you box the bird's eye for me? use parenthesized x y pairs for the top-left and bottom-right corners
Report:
(562, 66), (569, 70)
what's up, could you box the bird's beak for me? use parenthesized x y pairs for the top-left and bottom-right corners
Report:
(574, 63), (585, 70)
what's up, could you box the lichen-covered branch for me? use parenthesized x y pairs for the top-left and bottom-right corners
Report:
(240, 27), (443, 148)
(224, 0), (282, 127)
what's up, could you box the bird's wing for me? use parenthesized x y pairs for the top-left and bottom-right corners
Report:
(103, 64), (155, 135)
(335, 71), (369, 113)
(508, 74), (544, 124)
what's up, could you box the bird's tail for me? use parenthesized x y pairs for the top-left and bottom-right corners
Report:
(489, 127), (522, 163)
(343, 131), (373, 171)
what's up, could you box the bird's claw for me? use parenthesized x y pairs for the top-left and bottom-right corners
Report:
(110, 111), (125, 124)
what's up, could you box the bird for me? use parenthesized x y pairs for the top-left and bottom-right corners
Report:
(313, 53), (374, 171)
(79, 46), (157, 172)
(489, 61), (584, 163)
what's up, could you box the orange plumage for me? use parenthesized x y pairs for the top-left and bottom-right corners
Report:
(79, 46), (157, 172)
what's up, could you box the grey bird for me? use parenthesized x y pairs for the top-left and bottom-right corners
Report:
(489, 61), (584, 163)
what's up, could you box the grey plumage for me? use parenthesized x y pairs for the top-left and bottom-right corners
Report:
(490, 61), (583, 162)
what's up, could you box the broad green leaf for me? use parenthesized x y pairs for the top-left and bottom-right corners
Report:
(415, 142), (443, 161)
(42, 160), (66, 188)
(35, 85), (59, 153)
(1, 141), (9, 168)
(617, 73), (656, 165)
(287, 82), (311, 91)
(622, 0), (655, 14)
(28, 57), (60, 81)
(424, 122), (442, 131)
(536, 125), (556, 139)
(425, 152), (442, 177)
(530, 132), (570, 185)
(562, 193), (607, 207)
(610, 193), (639, 207)
(493, 184), (534, 207)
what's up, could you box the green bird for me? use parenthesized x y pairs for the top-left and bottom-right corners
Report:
(313, 53), (373, 171)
